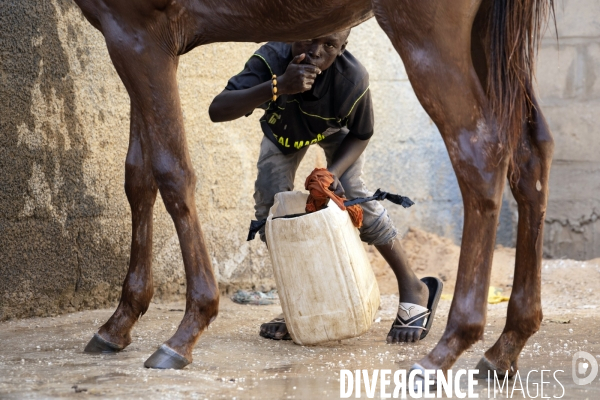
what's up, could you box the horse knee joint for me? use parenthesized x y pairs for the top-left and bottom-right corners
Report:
(154, 166), (196, 189)
(480, 195), (502, 214)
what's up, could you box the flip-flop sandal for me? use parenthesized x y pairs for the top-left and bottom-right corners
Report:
(389, 276), (443, 341)
(259, 316), (292, 340)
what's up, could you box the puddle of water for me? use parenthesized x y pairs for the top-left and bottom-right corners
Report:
(1, 299), (599, 399)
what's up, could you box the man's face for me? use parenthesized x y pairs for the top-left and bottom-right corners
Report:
(291, 32), (348, 72)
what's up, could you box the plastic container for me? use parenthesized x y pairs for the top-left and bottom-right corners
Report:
(265, 191), (380, 345)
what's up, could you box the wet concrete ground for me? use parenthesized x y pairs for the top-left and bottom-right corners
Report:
(1, 296), (599, 399)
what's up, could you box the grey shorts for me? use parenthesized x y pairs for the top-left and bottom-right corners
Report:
(253, 131), (398, 246)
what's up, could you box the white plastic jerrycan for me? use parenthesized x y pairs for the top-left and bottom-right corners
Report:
(265, 191), (380, 345)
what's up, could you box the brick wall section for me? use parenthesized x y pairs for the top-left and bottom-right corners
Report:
(353, 6), (600, 261)
(348, 20), (518, 249)
(536, 0), (600, 259)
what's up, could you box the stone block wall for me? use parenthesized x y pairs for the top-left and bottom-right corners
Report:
(354, 4), (600, 260)
(536, 0), (600, 259)
(349, 20), (518, 248)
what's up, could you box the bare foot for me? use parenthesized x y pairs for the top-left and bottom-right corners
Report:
(259, 314), (292, 340)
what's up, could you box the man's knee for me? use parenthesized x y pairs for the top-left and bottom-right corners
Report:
(359, 208), (398, 246)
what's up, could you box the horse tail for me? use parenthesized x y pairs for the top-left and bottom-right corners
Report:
(486, 0), (555, 179)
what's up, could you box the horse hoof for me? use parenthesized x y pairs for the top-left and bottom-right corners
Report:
(475, 356), (515, 379)
(84, 333), (123, 353)
(144, 344), (191, 369)
(409, 363), (436, 391)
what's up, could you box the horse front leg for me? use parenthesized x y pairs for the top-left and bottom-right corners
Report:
(477, 94), (554, 377)
(86, 17), (218, 369)
(131, 54), (218, 371)
(373, 0), (507, 371)
(85, 103), (158, 353)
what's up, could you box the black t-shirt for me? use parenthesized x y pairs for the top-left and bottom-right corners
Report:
(225, 42), (374, 154)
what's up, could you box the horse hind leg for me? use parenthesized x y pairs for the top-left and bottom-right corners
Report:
(85, 103), (158, 353)
(477, 93), (554, 377)
(373, 0), (505, 371)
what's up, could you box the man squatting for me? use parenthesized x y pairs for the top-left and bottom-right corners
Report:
(209, 29), (436, 343)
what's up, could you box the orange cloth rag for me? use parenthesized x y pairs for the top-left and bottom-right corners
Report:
(304, 168), (363, 228)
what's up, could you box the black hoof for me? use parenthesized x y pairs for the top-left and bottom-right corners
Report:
(475, 356), (515, 379)
(84, 333), (123, 354)
(144, 344), (191, 369)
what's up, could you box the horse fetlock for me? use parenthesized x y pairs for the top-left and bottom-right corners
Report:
(484, 330), (531, 372)
(447, 320), (486, 350)
(98, 298), (148, 347)
(129, 297), (152, 321)
(507, 304), (543, 337)
(521, 313), (543, 337)
(122, 283), (154, 316)
(190, 292), (220, 323)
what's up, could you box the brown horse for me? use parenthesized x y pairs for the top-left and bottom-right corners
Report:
(74, 0), (555, 376)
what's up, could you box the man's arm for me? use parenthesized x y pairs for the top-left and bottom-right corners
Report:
(327, 136), (370, 197)
(209, 82), (273, 123)
(327, 82), (374, 196)
(209, 53), (321, 123)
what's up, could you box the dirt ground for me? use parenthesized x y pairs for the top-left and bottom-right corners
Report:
(368, 228), (600, 301)
(1, 229), (600, 399)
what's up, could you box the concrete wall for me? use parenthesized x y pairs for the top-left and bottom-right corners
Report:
(536, 0), (600, 259)
(1, 1), (597, 320)
(350, 20), (518, 249)
(354, 2), (600, 260)
(0, 0), (291, 320)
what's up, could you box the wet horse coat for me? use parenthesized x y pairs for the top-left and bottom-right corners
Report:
(73, 0), (554, 375)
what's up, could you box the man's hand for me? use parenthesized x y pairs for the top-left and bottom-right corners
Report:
(278, 54), (321, 95)
(329, 173), (345, 198)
